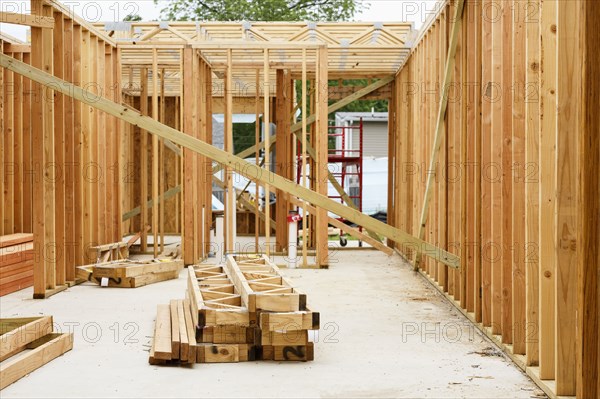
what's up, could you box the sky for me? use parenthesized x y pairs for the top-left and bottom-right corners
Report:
(1, 0), (440, 42)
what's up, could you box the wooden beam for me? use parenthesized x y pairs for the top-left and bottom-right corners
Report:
(225, 48), (235, 253)
(264, 49), (271, 256)
(152, 48), (159, 257)
(31, 1), (56, 297)
(314, 46), (328, 267)
(524, 0), (540, 367)
(539, 0), (557, 380)
(577, 2), (600, 397)
(140, 68), (149, 253)
(0, 333), (73, 390)
(555, 0), (580, 394)
(182, 48), (194, 265)
(413, 0), (466, 269)
(511, 0), (526, 355)
(300, 48), (308, 266)
(0, 52), (461, 269)
(0, 11), (54, 29)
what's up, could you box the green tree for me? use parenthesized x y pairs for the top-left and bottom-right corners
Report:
(123, 14), (143, 22)
(155, 0), (364, 22)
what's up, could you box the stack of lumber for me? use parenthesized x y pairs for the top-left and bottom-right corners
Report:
(148, 255), (319, 365)
(225, 254), (318, 361)
(0, 316), (73, 390)
(0, 234), (34, 296)
(76, 258), (183, 288)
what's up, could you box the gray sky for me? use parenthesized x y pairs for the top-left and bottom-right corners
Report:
(1, 0), (440, 42)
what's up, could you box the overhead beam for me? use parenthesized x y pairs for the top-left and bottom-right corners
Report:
(0, 11), (54, 29)
(413, 0), (466, 269)
(0, 53), (460, 269)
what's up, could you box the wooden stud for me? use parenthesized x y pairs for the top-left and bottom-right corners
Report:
(554, 1), (579, 394)
(182, 49), (194, 265)
(511, 0), (526, 355)
(538, 0), (557, 380)
(140, 67), (149, 253)
(264, 50), (271, 257)
(490, 0), (503, 336)
(53, 12), (66, 286)
(152, 48), (159, 257)
(500, 0), (514, 346)
(301, 49), (308, 267)
(314, 46), (328, 268)
(63, 18), (75, 280)
(577, 2), (600, 397)
(524, 0), (540, 367)
(225, 49), (235, 254)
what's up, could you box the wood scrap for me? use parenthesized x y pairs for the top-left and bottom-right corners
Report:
(0, 316), (73, 390)
(76, 259), (183, 288)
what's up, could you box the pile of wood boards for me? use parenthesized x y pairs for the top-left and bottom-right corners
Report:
(0, 234), (34, 296)
(0, 316), (73, 390)
(77, 259), (183, 288)
(149, 254), (319, 365)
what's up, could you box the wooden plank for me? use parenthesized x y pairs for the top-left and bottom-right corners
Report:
(490, 0), (503, 336)
(577, 2), (600, 397)
(0, 316), (53, 361)
(140, 68), (149, 253)
(4, 52), (14, 235)
(524, 0), (540, 366)
(177, 300), (188, 362)
(152, 48), (159, 258)
(500, 0), (513, 345)
(413, 0), (466, 269)
(72, 24), (83, 266)
(169, 299), (180, 359)
(30, 1), (52, 297)
(0, 11), (54, 29)
(21, 51), (32, 234)
(182, 49), (194, 265)
(511, 0), (526, 355)
(0, 234), (33, 249)
(274, 69), (290, 252)
(260, 311), (319, 332)
(12, 52), (23, 234)
(63, 18), (75, 280)
(261, 343), (314, 361)
(225, 48), (235, 254)
(0, 53), (460, 269)
(196, 344), (240, 363)
(538, 0), (557, 380)
(0, 333), (73, 390)
(53, 12), (66, 287)
(554, 0), (579, 394)
(263, 49), (271, 256)
(153, 304), (172, 360)
(314, 46), (329, 267)
(183, 298), (197, 362)
(472, 0), (482, 323)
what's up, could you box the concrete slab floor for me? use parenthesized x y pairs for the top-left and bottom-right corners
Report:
(0, 250), (545, 398)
